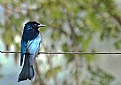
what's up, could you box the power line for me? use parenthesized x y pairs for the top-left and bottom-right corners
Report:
(0, 51), (121, 54)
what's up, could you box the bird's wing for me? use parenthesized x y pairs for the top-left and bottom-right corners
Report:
(20, 39), (35, 66)
(20, 29), (35, 56)
(26, 33), (42, 55)
(26, 33), (42, 65)
(21, 40), (27, 55)
(20, 39), (27, 66)
(20, 32), (42, 66)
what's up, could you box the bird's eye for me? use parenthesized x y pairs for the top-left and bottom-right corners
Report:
(34, 24), (37, 26)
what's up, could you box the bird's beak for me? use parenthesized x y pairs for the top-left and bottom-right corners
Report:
(38, 24), (46, 27)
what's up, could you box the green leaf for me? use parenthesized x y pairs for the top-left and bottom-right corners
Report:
(45, 66), (62, 80)
(82, 37), (91, 51)
(75, 35), (83, 42)
(114, 40), (121, 49)
(51, 30), (60, 40)
(86, 11), (102, 31)
(62, 43), (75, 63)
(88, 66), (115, 85)
(2, 30), (13, 47)
(0, 0), (12, 3)
(85, 54), (95, 63)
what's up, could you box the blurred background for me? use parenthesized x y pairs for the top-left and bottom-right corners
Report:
(0, 0), (121, 85)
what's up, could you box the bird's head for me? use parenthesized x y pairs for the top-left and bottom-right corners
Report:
(25, 21), (46, 30)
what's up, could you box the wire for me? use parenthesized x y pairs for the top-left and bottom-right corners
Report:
(0, 51), (121, 54)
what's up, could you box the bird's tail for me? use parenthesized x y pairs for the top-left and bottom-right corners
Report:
(18, 54), (34, 82)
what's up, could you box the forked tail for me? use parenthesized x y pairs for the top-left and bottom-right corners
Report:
(18, 54), (34, 82)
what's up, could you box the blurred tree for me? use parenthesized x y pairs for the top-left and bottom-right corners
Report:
(0, 63), (3, 78)
(0, 0), (120, 85)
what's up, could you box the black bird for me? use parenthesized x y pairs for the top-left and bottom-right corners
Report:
(18, 21), (45, 82)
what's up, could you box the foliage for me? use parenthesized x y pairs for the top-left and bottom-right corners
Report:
(45, 66), (62, 80)
(0, 63), (3, 78)
(88, 66), (115, 85)
(0, 0), (121, 85)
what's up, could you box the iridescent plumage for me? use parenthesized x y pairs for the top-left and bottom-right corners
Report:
(18, 21), (45, 82)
